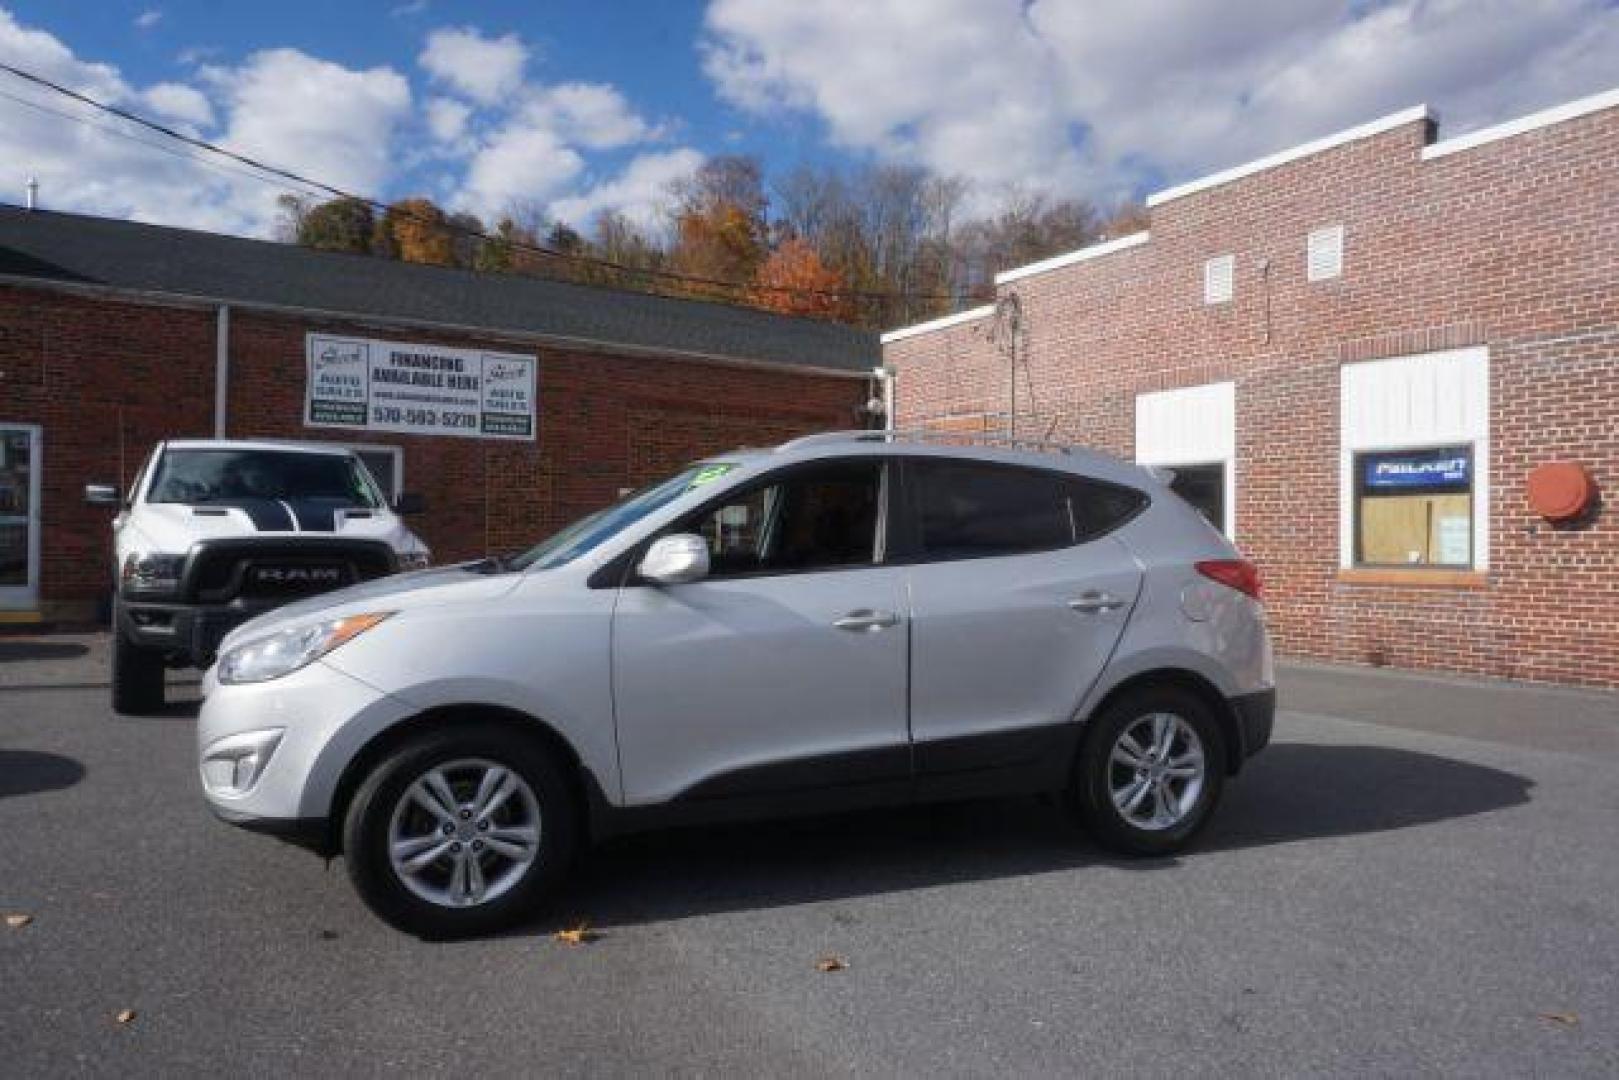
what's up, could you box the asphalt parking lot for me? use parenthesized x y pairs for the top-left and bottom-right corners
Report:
(2, 636), (1617, 1077)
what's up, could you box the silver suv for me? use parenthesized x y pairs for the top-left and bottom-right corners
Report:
(198, 432), (1274, 937)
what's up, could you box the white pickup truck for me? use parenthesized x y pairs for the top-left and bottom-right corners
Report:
(86, 439), (431, 714)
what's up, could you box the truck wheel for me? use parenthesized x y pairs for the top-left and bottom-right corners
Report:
(1070, 686), (1226, 857)
(342, 725), (578, 939)
(111, 623), (166, 715)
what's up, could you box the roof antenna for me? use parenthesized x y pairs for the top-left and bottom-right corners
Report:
(25, 176), (38, 210)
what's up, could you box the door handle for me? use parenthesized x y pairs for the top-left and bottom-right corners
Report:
(834, 608), (901, 632)
(1067, 591), (1125, 614)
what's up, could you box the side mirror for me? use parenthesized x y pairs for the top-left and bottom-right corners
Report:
(638, 533), (710, 586)
(394, 492), (427, 515)
(85, 483), (120, 507)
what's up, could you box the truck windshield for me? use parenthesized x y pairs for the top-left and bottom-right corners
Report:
(509, 462), (737, 571)
(148, 449), (385, 508)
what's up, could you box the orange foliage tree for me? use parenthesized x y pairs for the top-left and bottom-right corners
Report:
(753, 236), (852, 320)
(374, 198), (457, 266)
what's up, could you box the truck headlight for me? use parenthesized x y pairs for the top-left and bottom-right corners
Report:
(217, 612), (392, 685)
(121, 553), (185, 594)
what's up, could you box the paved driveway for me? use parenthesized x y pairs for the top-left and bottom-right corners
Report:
(1, 636), (1616, 1076)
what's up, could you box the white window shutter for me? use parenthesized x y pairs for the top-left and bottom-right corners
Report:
(1203, 255), (1234, 304)
(1308, 225), (1344, 281)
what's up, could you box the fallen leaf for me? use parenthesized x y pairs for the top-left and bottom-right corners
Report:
(554, 924), (599, 946)
(1537, 1011), (1579, 1027)
(4, 914), (32, 929)
(114, 1010), (137, 1025)
(815, 956), (848, 973)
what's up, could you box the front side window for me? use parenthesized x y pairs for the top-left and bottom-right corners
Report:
(1354, 445), (1473, 567)
(680, 460), (882, 577)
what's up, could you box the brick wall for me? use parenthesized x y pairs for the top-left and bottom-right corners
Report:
(0, 288), (866, 617)
(884, 105), (1619, 688)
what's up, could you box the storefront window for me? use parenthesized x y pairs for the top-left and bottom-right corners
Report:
(1354, 445), (1473, 568)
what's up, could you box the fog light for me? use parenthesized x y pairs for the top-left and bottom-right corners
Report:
(201, 728), (284, 797)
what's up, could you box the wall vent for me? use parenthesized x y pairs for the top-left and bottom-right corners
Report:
(1308, 225), (1344, 281)
(1203, 255), (1235, 304)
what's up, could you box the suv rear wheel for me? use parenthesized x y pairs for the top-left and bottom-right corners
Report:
(111, 612), (165, 715)
(1071, 685), (1226, 856)
(342, 725), (578, 938)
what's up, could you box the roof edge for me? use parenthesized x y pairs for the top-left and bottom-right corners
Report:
(1421, 85), (1619, 161)
(0, 272), (873, 381)
(1146, 104), (1434, 208)
(879, 304), (995, 345)
(994, 231), (1150, 285)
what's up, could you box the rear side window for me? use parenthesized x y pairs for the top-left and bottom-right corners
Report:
(910, 460), (1145, 560)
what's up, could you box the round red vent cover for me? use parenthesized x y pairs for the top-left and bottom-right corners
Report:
(1526, 462), (1596, 522)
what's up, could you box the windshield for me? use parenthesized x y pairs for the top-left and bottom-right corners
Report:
(508, 461), (739, 571)
(148, 448), (385, 508)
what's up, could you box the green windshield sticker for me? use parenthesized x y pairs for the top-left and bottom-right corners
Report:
(687, 463), (737, 490)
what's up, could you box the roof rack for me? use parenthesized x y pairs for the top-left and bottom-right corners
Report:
(774, 429), (1079, 455)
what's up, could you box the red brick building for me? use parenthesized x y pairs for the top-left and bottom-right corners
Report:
(882, 88), (1619, 688)
(0, 209), (876, 621)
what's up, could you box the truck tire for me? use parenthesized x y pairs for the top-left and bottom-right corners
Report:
(111, 619), (165, 715)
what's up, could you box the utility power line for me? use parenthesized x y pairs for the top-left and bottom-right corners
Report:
(0, 60), (966, 308)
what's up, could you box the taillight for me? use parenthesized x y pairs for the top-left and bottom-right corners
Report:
(1195, 559), (1262, 601)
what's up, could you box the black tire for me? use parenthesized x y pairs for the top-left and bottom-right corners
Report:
(110, 617), (165, 715)
(1070, 685), (1227, 856)
(342, 725), (578, 939)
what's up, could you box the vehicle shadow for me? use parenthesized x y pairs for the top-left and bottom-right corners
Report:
(538, 742), (1532, 933)
(0, 750), (86, 798)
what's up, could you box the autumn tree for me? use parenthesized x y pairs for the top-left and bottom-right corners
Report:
(753, 235), (852, 321)
(296, 197), (376, 254)
(668, 156), (768, 294)
(373, 198), (457, 266)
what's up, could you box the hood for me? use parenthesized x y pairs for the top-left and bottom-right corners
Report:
(216, 562), (520, 655)
(130, 500), (425, 554)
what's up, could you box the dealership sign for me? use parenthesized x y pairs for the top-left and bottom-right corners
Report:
(1361, 448), (1470, 489)
(305, 334), (537, 441)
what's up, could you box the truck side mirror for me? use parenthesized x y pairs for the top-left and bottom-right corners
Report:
(85, 483), (120, 507)
(394, 492), (427, 515)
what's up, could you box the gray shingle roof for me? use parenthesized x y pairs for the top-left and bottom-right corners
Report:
(0, 206), (879, 374)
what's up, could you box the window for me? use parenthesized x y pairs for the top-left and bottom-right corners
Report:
(1354, 446), (1473, 567)
(148, 448), (384, 508)
(348, 445), (403, 501)
(680, 460), (881, 577)
(1166, 463), (1226, 533)
(908, 460), (1143, 560)
(1340, 347), (1490, 571)
(1308, 225), (1343, 281)
(1204, 254), (1234, 304)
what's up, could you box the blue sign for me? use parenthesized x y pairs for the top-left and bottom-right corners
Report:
(1362, 449), (1470, 490)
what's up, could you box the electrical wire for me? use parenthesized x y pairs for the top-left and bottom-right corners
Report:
(0, 60), (966, 307)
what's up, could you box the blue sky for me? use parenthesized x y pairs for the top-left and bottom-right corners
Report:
(1, 1), (1615, 238)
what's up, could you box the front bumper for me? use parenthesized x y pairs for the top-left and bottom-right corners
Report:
(197, 658), (413, 835)
(121, 596), (285, 668)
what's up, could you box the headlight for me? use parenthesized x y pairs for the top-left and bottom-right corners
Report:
(122, 552), (185, 594)
(397, 550), (431, 571)
(217, 612), (392, 685)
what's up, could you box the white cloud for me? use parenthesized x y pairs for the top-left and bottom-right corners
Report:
(134, 9), (162, 31)
(425, 95), (472, 143)
(201, 48), (411, 229)
(142, 81), (213, 127)
(702, 0), (1619, 206)
(457, 122), (584, 218)
(550, 147), (705, 233)
(419, 26), (528, 106)
(520, 82), (657, 150)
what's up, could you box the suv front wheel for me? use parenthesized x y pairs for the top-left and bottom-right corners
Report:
(342, 725), (578, 938)
(1071, 686), (1227, 856)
